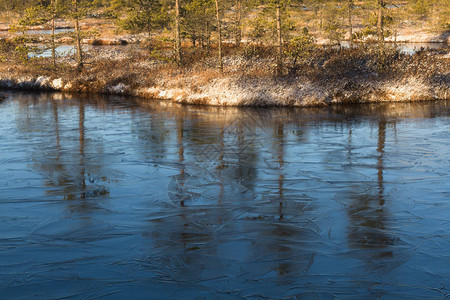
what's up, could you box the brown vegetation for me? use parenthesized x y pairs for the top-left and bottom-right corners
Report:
(0, 38), (448, 106)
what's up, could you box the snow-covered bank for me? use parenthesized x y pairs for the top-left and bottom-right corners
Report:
(1, 73), (448, 106)
(1, 47), (448, 107)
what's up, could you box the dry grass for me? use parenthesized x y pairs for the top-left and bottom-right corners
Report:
(0, 39), (448, 106)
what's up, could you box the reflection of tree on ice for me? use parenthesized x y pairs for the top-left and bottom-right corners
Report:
(166, 118), (203, 206)
(168, 112), (261, 206)
(167, 173), (203, 205)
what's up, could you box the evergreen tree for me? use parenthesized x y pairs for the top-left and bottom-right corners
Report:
(175, 0), (182, 64)
(112, 0), (169, 36)
(214, 0), (223, 72)
(183, 0), (215, 48)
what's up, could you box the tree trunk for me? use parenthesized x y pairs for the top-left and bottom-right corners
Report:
(377, 0), (384, 44)
(51, 0), (57, 69)
(235, 0), (241, 47)
(78, 100), (86, 199)
(348, 0), (353, 47)
(175, 0), (182, 65)
(214, 0), (223, 72)
(319, 3), (324, 34)
(276, 1), (282, 76)
(73, 0), (83, 70)
(204, 8), (209, 50)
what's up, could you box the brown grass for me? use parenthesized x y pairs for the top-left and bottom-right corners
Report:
(0, 38), (448, 106)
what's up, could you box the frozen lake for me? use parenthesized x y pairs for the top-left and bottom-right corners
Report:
(0, 92), (449, 298)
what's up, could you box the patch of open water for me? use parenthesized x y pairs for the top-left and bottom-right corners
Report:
(340, 41), (447, 55)
(0, 92), (449, 298)
(25, 28), (74, 35)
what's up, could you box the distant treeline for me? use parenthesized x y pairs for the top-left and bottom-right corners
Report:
(1, 0), (449, 72)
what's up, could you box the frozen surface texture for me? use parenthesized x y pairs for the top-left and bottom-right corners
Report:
(0, 92), (449, 299)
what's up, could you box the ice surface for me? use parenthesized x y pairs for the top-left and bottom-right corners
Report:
(0, 93), (449, 298)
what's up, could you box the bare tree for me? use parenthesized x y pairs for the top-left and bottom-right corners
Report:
(235, 0), (242, 47)
(51, 0), (57, 69)
(214, 0), (223, 72)
(348, 0), (353, 47)
(73, 0), (83, 70)
(377, 0), (384, 43)
(276, 0), (282, 76)
(175, 0), (182, 65)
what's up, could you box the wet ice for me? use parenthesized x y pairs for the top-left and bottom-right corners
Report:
(0, 92), (449, 298)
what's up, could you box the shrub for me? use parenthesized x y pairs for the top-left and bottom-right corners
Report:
(241, 44), (273, 60)
(284, 27), (315, 74)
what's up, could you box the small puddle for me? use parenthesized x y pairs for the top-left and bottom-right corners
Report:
(397, 42), (446, 55)
(25, 28), (74, 35)
(28, 44), (78, 58)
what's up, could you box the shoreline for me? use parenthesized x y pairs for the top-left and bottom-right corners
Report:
(1, 46), (448, 107)
(1, 72), (448, 107)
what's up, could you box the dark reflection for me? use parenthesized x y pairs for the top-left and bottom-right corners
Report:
(176, 118), (186, 206)
(1, 92), (448, 299)
(233, 116), (258, 193)
(14, 94), (109, 210)
(132, 112), (169, 161)
(377, 120), (386, 205)
(218, 122), (225, 203)
(345, 118), (408, 276)
(78, 99), (86, 199)
(52, 100), (60, 151)
(276, 122), (285, 221)
(144, 207), (216, 284)
(224, 109), (262, 196)
(271, 122), (317, 278)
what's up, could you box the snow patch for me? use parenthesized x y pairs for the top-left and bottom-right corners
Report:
(173, 77), (330, 106)
(107, 83), (128, 94)
(51, 78), (63, 89)
(63, 82), (73, 90)
(35, 76), (50, 87)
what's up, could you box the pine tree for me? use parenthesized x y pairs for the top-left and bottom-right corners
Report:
(348, 0), (354, 47)
(175, 0), (182, 65)
(214, 0), (223, 72)
(183, 0), (215, 48)
(276, 0), (282, 76)
(73, 0), (83, 70)
(112, 0), (169, 36)
(377, 0), (384, 43)
(51, 0), (58, 69)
